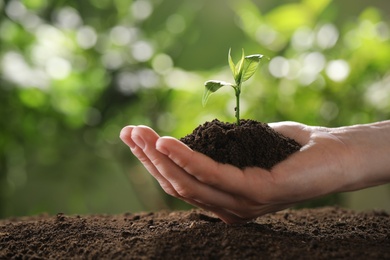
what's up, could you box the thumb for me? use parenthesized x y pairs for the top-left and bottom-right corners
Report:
(268, 121), (312, 145)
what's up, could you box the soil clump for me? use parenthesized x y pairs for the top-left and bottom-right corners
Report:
(180, 119), (301, 169)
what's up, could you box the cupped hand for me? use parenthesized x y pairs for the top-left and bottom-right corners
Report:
(120, 122), (358, 224)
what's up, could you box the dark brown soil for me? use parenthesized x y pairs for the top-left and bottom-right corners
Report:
(1, 207), (389, 259)
(180, 119), (301, 169)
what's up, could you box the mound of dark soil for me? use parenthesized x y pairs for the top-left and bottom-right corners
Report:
(180, 119), (301, 169)
(1, 207), (389, 259)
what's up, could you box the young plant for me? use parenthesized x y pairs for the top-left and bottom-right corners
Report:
(202, 49), (265, 125)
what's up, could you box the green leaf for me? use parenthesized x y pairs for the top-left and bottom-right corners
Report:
(241, 54), (264, 82)
(234, 49), (245, 85)
(202, 80), (233, 106)
(228, 48), (235, 77)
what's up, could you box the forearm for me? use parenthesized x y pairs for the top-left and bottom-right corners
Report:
(335, 120), (390, 190)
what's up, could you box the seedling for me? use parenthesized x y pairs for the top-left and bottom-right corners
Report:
(202, 49), (265, 125)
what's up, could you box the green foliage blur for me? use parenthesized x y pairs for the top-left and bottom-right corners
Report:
(1, 0), (389, 218)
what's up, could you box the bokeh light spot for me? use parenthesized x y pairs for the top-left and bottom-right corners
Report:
(326, 60), (350, 82)
(131, 41), (154, 62)
(166, 14), (186, 34)
(76, 26), (97, 49)
(269, 56), (289, 78)
(152, 53), (173, 75)
(46, 57), (71, 79)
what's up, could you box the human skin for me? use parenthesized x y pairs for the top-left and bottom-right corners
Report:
(120, 121), (390, 224)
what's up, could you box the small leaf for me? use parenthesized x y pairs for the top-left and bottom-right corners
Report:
(234, 49), (245, 85)
(202, 80), (233, 106)
(228, 48), (235, 77)
(241, 54), (264, 83)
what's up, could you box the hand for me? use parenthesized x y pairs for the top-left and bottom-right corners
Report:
(120, 121), (390, 224)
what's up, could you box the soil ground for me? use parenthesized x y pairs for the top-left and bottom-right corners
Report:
(180, 119), (301, 169)
(1, 207), (389, 259)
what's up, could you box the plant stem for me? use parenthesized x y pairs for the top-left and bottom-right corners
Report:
(235, 86), (241, 125)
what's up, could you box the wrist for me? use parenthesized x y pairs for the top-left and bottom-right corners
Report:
(335, 121), (390, 191)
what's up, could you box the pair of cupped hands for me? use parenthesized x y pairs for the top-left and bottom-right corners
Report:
(119, 121), (376, 224)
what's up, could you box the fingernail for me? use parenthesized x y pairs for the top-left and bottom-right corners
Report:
(132, 135), (145, 149)
(156, 138), (168, 155)
(120, 126), (136, 149)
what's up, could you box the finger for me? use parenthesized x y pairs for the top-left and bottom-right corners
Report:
(120, 126), (182, 201)
(120, 125), (137, 149)
(184, 199), (248, 224)
(122, 126), (180, 197)
(268, 121), (311, 145)
(156, 136), (274, 197)
(156, 136), (244, 187)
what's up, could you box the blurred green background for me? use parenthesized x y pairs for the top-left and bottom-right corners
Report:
(1, 0), (389, 218)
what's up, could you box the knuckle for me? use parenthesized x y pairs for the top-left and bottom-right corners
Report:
(174, 184), (195, 199)
(191, 161), (220, 186)
(150, 156), (162, 167)
(161, 185), (179, 198)
(137, 155), (151, 166)
(175, 155), (192, 172)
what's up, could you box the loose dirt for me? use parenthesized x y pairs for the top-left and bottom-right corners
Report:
(1, 207), (389, 259)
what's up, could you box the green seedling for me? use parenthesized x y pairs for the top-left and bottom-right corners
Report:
(202, 49), (265, 125)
